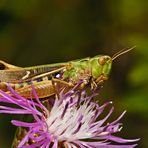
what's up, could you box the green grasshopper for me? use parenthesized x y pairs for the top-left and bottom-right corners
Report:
(0, 47), (134, 98)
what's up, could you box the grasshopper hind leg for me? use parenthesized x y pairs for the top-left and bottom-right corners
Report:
(6, 81), (55, 99)
(6, 79), (74, 99)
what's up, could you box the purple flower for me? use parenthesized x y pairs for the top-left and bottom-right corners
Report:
(0, 83), (139, 148)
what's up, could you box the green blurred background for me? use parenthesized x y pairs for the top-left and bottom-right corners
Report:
(0, 0), (147, 147)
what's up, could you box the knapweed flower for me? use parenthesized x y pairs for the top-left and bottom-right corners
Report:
(0, 83), (139, 148)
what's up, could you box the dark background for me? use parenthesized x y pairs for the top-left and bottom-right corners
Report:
(0, 1), (148, 147)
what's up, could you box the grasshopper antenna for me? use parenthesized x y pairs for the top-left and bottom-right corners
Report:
(112, 46), (136, 61)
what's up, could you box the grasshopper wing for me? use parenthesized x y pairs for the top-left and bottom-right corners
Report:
(0, 61), (66, 83)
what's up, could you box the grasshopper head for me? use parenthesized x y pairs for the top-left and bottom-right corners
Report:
(90, 55), (112, 85)
(90, 47), (135, 86)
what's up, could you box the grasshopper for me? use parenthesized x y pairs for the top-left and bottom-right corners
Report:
(0, 47), (134, 99)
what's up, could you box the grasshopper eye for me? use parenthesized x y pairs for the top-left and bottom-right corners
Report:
(0, 63), (6, 70)
(98, 57), (106, 65)
(98, 56), (111, 65)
